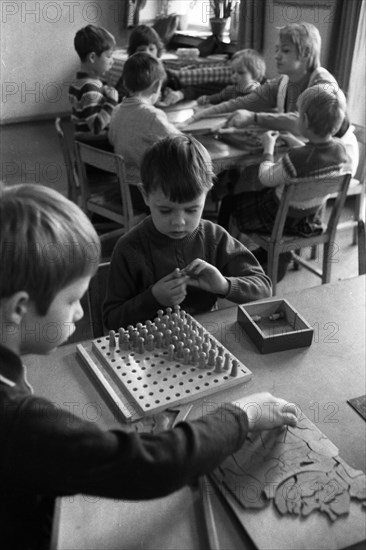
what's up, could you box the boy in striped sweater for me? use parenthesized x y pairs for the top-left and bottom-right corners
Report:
(68, 25), (118, 140)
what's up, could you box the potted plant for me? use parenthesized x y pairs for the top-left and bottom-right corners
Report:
(209, 1), (236, 39)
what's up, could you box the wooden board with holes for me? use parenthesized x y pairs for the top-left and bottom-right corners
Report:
(77, 307), (252, 419)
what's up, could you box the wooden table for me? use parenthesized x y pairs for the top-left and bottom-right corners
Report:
(25, 276), (365, 550)
(163, 101), (262, 174)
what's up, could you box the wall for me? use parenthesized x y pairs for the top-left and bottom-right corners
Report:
(0, 0), (129, 124)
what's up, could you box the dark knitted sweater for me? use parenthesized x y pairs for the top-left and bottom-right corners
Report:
(0, 343), (249, 549)
(103, 217), (271, 329)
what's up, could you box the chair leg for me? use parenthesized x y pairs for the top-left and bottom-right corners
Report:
(310, 245), (317, 260)
(293, 249), (301, 270)
(321, 243), (333, 284)
(353, 194), (361, 245)
(358, 219), (366, 275)
(267, 246), (279, 295)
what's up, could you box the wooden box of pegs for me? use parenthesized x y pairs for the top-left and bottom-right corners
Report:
(237, 299), (313, 354)
(77, 306), (252, 421)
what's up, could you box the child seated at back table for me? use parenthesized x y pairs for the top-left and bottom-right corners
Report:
(197, 48), (266, 106)
(191, 22), (358, 175)
(217, 84), (352, 278)
(109, 52), (181, 187)
(103, 135), (271, 330)
(68, 24), (118, 148)
(0, 182), (297, 550)
(115, 24), (182, 103)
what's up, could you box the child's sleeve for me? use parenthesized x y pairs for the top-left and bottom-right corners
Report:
(81, 82), (118, 134)
(213, 226), (272, 302)
(103, 237), (163, 329)
(194, 80), (277, 119)
(5, 395), (248, 500)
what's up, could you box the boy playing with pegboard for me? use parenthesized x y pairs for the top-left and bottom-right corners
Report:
(0, 182), (297, 549)
(103, 134), (272, 330)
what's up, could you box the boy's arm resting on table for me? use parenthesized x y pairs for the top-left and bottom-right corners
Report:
(193, 80), (278, 120)
(4, 395), (249, 500)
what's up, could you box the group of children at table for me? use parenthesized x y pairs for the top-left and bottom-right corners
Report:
(0, 18), (356, 550)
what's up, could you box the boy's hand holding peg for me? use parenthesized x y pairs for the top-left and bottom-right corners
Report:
(179, 259), (230, 296)
(152, 268), (190, 307)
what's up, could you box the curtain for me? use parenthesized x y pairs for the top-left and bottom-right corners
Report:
(237, 0), (266, 52)
(327, 0), (363, 93)
(348, 0), (366, 125)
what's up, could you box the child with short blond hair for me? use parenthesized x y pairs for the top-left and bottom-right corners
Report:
(197, 49), (266, 106)
(103, 135), (271, 329)
(0, 182), (296, 549)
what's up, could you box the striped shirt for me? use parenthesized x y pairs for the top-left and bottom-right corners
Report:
(68, 72), (118, 135)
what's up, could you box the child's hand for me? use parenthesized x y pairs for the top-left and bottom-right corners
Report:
(102, 86), (118, 101)
(226, 109), (254, 128)
(152, 268), (189, 307)
(180, 259), (229, 296)
(261, 130), (279, 153)
(279, 131), (306, 148)
(234, 392), (298, 432)
(162, 88), (185, 106)
(197, 95), (210, 105)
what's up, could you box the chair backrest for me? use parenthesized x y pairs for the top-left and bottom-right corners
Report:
(55, 117), (80, 202)
(87, 261), (110, 338)
(270, 173), (352, 242)
(74, 141), (141, 232)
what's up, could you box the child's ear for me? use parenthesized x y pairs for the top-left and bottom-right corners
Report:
(301, 46), (310, 61)
(5, 292), (30, 326)
(138, 184), (149, 206)
(88, 52), (96, 64)
(151, 79), (162, 94)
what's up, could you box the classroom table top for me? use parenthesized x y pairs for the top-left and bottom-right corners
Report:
(24, 276), (366, 550)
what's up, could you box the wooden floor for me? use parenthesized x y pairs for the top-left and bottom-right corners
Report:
(1, 119), (362, 341)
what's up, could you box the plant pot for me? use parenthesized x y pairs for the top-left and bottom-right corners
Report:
(210, 17), (230, 40)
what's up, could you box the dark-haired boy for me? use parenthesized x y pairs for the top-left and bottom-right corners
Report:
(109, 52), (180, 185)
(69, 24), (118, 137)
(0, 183), (296, 549)
(103, 135), (271, 329)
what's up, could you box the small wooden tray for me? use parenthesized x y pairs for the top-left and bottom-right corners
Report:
(237, 299), (313, 354)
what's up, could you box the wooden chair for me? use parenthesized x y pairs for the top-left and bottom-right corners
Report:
(87, 262), (110, 339)
(240, 173), (352, 295)
(74, 141), (147, 241)
(55, 117), (80, 203)
(325, 123), (365, 244)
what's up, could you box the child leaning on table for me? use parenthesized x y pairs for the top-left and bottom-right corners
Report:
(0, 182), (297, 550)
(108, 52), (181, 186)
(103, 134), (272, 330)
(217, 85), (352, 278)
(68, 24), (118, 141)
(197, 48), (266, 106)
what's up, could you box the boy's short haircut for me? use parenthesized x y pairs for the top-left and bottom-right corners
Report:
(122, 52), (166, 93)
(74, 24), (115, 61)
(0, 183), (101, 315)
(279, 22), (321, 72)
(128, 25), (164, 58)
(231, 49), (266, 82)
(140, 135), (214, 203)
(298, 84), (347, 137)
